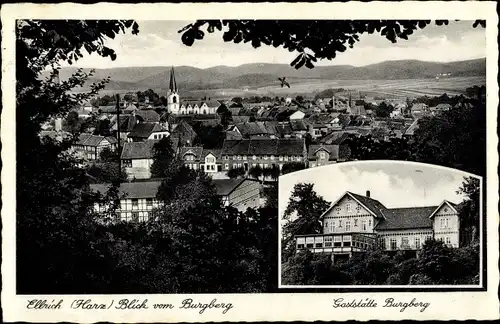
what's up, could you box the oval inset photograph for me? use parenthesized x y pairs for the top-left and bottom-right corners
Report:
(279, 161), (482, 289)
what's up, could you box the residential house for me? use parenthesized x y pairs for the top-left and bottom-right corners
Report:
(289, 120), (310, 138)
(295, 191), (460, 260)
(221, 138), (307, 171)
(289, 110), (306, 120)
(90, 180), (163, 222)
(127, 122), (169, 142)
(202, 149), (222, 173)
(430, 103), (452, 115)
(89, 177), (264, 221)
(411, 103), (431, 118)
(308, 144), (350, 168)
(178, 146), (204, 170)
(213, 178), (263, 212)
(121, 140), (159, 179)
(170, 121), (197, 146)
(227, 122), (278, 139)
(72, 133), (118, 161)
(135, 109), (160, 123)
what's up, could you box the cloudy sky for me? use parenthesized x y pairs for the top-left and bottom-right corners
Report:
(278, 161), (479, 218)
(69, 20), (486, 69)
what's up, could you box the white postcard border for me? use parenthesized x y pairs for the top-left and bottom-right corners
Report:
(2, 1), (499, 322)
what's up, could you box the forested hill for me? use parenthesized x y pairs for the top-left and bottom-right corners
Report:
(46, 58), (485, 91)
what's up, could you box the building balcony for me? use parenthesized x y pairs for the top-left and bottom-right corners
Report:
(295, 232), (377, 255)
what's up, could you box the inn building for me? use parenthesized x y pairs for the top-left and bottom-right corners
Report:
(295, 191), (460, 261)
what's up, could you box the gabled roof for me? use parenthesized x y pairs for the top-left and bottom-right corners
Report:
(128, 122), (164, 139)
(135, 109), (160, 123)
(221, 138), (304, 156)
(121, 140), (159, 160)
(289, 119), (308, 131)
(76, 133), (118, 146)
(202, 149), (221, 159)
(212, 178), (259, 196)
(320, 131), (350, 145)
(348, 192), (388, 219)
(90, 180), (162, 199)
(428, 200), (458, 219)
(232, 115), (250, 124)
(374, 206), (437, 230)
(308, 145), (340, 160)
(178, 146), (204, 161)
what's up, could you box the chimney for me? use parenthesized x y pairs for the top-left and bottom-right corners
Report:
(366, 190), (370, 198)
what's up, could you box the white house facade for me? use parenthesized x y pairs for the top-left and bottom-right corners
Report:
(295, 191), (460, 260)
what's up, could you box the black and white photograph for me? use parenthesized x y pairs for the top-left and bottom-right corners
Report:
(1, 2), (498, 322)
(279, 161), (482, 287)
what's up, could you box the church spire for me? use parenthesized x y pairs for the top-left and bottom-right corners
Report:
(169, 66), (177, 93)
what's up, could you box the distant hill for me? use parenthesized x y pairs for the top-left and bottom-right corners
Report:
(52, 58), (485, 92)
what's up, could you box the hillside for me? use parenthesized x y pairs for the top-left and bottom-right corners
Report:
(53, 58), (485, 92)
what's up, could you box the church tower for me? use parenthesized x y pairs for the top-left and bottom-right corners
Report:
(167, 67), (180, 114)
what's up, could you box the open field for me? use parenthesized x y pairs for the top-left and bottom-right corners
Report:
(75, 76), (485, 100)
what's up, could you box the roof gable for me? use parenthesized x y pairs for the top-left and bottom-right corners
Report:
(320, 191), (387, 220)
(428, 200), (458, 219)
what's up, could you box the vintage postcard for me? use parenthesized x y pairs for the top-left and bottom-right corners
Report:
(1, 1), (499, 322)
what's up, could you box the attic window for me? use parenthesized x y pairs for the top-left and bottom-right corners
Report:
(444, 207), (448, 212)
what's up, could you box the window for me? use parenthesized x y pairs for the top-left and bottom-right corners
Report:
(390, 238), (397, 250)
(346, 203), (352, 212)
(445, 237), (451, 245)
(324, 237), (333, 247)
(362, 220), (367, 231)
(225, 164), (229, 170)
(356, 206), (361, 213)
(233, 155), (236, 160)
(319, 151), (326, 159)
(401, 237), (409, 248)
(339, 220), (343, 228)
(324, 221), (329, 232)
(306, 243), (314, 248)
(243, 156), (247, 160)
(146, 198), (153, 207)
(315, 242), (323, 248)
(330, 220), (335, 233)
(270, 155), (275, 160)
(131, 212), (139, 222)
(253, 155), (257, 160)
(445, 218), (449, 228)
(279, 156), (283, 161)
(264, 155), (268, 160)
(368, 219), (372, 227)
(345, 221), (351, 231)
(440, 218), (445, 229)
(354, 219), (358, 227)
(132, 199), (138, 207)
(415, 237), (421, 249)
(123, 159), (132, 168)
(225, 156), (229, 160)
(233, 164), (237, 169)
(297, 244), (305, 249)
(284, 156), (289, 161)
(343, 241), (351, 247)
(237, 155), (242, 160)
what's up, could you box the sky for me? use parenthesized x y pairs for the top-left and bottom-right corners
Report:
(68, 20), (486, 69)
(278, 161), (479, 219)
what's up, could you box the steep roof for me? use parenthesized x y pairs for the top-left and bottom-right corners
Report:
(202, 149), (221, 159)
(375, 206), (437, 230)
(308, 145), (340, 161)
(135, 109), (160, 123)
(128, 122), (163, 139)
(232, 115), (250, 124)
(90, 180), (162, 199)
(221, 138), (304, 156)
(179, 146), (204, 161)
(320, 131), (350, 145)
(121, 140), (159, 159)
(76, 133), (117, 146)
(289, 119), (308, 131)
(212, 178), (247, 196)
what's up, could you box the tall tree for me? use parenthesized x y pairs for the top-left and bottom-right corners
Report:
(281, 183), (330, 261)
(150, 137), (176, 178)
(16, 19), (139, 293)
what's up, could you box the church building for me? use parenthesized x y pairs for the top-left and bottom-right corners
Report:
(295, 190), (460, 261)
(167, 67), (219, 115)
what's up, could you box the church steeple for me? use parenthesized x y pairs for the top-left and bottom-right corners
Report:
(169, 66), (177, 93)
